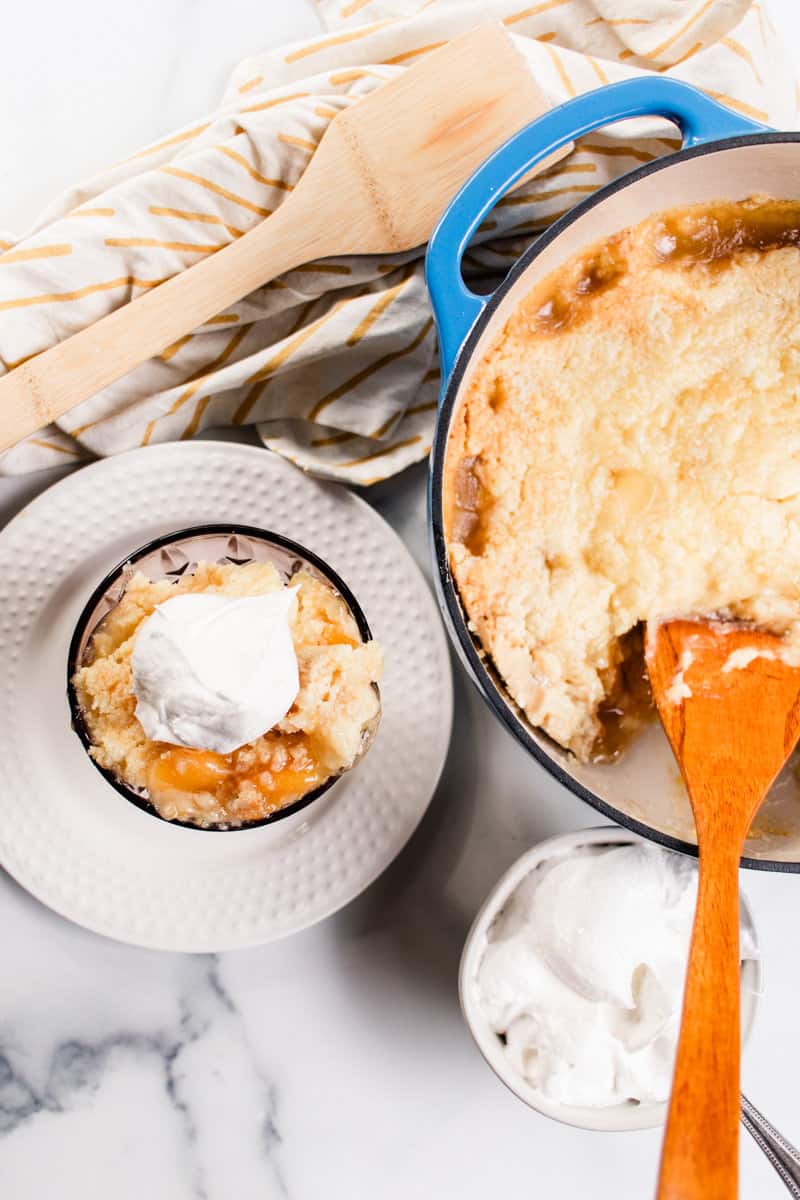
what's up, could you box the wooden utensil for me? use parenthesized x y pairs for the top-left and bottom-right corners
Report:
(0, 24), (566, 453)
(647, 618), (800, 1200)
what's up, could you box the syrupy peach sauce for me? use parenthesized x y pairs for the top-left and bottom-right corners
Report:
(515, 197), (800, 342)
(593, 625), (654, 763)
(449, 454), (490, 555)
(147, 732), (326, 824)
(650, 197), (800, 267)
(530, 241), (627, 334)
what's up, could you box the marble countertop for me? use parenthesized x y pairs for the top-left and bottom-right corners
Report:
(2, 4), (800, 1197)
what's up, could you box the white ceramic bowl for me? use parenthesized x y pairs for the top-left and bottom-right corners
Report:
(459, 826), (763, 1132)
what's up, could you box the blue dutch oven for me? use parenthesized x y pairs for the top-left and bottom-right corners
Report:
(425, 76), (800, 871)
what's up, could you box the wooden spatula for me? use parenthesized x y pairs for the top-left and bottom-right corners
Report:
(0, 24), (565, 453)
(647, 618), (800, 1200)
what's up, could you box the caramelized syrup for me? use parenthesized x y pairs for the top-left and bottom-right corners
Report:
(532, 242), (627, 334)
(450, 454), (490, 554)
(651, 198), (800, 267)
(592, 626), (654, 762)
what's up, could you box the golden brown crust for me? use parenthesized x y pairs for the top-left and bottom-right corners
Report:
(445, 197), (800, 760)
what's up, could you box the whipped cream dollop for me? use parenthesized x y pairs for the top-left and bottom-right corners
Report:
(476, 842), (756, 1108)
(131, 588), (299, 754)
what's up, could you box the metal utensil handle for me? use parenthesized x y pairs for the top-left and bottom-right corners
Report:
(742, 1094), (800, 1198)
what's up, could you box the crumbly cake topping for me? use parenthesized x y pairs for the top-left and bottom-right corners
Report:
(445, 198), (800, 761)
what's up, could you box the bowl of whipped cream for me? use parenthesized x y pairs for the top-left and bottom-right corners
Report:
(459, 827), (762, 1131)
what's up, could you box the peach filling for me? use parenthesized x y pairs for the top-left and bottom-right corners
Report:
(146, 734), (327, 822)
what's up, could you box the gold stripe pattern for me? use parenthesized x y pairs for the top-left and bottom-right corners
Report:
(544, 43), (576, 96)
(126, 122), (211, 162)
(721, 36), (763, 84)
(657, 42), (703, 71)
(347, 268), (413, 346)
(704, 90), (768, 122)
(0, 275), (165, 315)
(307, 317), (433, 423)
(141, 327), (250, 445)
(278, 134), (318, 154)
(405, 400), (438, 417)
(587, 55), (610, 84)
(105, 237), (223, 255)
(371, 410), (401, 438)
(383, 41), (446, 66)
(311, 430), (356, 448)
(293, 262), (352, 276)
(241, 90), (310, 115)
(218, 146), (293, 192)
(339, 0), (375, 17)
(159, 335), (193, 361)
(337, 434), (422, 469)
(28, 437), (81, 456)
(752, 1), (770, 44)
(238, 74), (264, 94)
(496, 183), (596, 208)
(646, 0), (716, 60)
(544, 161), (598, 176)
(0, 244), (72, 266)
(160, 167), (272, 216)
(232, 298), (354, 424)
(578, 141), (656, 163)
(329, 68), (386, 85)
(503, 0), (570, 27)
(70, 207), (115, 218)
(148, 205), (245, 238)
(588, 15), (648, 24)
(283, 20), (396, 64)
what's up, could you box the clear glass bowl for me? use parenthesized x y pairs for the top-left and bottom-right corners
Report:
(67, 524), (380, 831)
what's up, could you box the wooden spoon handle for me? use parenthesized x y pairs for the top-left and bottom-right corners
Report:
(0, 185), (330, 454)
(657, 839), (742, 1200)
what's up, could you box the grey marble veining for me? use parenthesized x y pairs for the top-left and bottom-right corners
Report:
(0, 946), (287, 1198)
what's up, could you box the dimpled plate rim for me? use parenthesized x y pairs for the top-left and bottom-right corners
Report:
(0, 441), (453, 952)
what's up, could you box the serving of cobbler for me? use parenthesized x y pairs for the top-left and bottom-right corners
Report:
(445, 197), (800, 762)
(72, 560), (382, 827)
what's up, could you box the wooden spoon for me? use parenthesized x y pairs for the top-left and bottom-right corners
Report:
(647, 618), (800, 1200)
(0, 24), (566, 453)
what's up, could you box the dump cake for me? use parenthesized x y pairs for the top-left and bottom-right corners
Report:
(445, 197), (800, 761)
(73, 560), (382, 826)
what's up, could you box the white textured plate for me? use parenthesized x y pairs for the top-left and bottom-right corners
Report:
(0, 441), (453, 951)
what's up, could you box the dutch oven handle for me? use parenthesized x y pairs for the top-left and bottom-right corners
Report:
(425, 76), (768, 384)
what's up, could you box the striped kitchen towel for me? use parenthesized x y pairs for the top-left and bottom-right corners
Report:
(0, 0), (795, 481)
